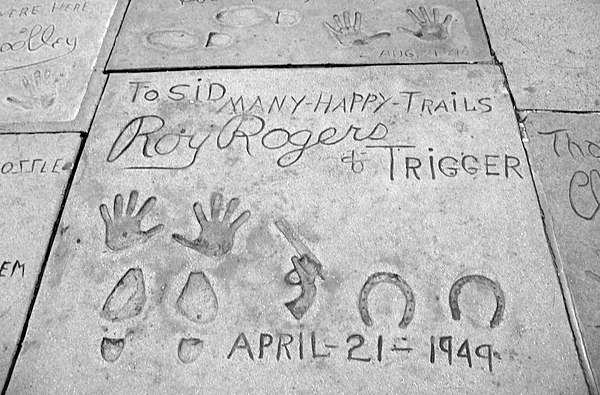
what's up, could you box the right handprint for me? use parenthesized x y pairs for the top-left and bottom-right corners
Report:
(398, 6), (453, 41)
(172, 192), (251, 257)
(323, 11), (391, 47)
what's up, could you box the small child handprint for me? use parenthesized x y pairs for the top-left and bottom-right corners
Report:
(6, 69), (61, 110)
(323, 11), (391, 47)
(172, 192), (251, 257)
(99, 191), (165, 251)
(398, 6), (453, 41)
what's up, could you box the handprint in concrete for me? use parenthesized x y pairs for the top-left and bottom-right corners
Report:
(398, 6), (453, 41)
(172, 192), (250, 257)
(99, 190), (165, 251)
(323, 11), (391, 47)
(6, 69), (60, 110)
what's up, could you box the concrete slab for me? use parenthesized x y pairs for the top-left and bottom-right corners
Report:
(479, 0), (600, 111)
(107, 0), (491, 70)
(7, 65), (586, 394)
(0, 133), (81, 387)
(0, 0), (121, 132)
(524, 112), (600, 391)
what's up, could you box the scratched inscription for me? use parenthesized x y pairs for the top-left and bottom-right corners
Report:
(106, 79), (523, 185)
(0, 134), (81, 387)
(0, 23), (77, 72)
(6, 68), (586, 394)
(0, 0), (119, 124)
(536, 127), (600, 221)
(524, 113), (600, 386)
(226, 331), (496, 372)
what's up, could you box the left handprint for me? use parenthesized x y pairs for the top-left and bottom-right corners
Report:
(323, 11), (390, 47)
(99, 191), (165, 251)
(6, 69), (60, 110)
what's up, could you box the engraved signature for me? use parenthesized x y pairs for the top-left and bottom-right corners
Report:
(0, 24), (77, 72)
(106, 114), (388, 170)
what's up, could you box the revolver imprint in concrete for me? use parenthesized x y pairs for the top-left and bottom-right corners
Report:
(101, 268), (147, 322)
(8, 67), (588, 393)
(448, 274), (505, 328)
(176, 271), (218, 324)
(100, 190), (165, 252)
(275, 219), (324, 280)
(177, 337), (204, 364)
(524, 112), (600, 387)
(107, 0), (491, 70)
(358, 272), (415, 328)
(283, 255), (319, 320)
(172, 192), (250, 257)
(275, 218), (324, 320)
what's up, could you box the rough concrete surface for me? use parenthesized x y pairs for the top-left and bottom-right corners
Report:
(0, 0), (119, 128)
(1, 0), (598, 393)
(524, 112), (600, 389)
(6, 65), (586, 394)
(0, 133), (81, 386)
(479, 0), (600, 111)
(107, 0), (491, 70)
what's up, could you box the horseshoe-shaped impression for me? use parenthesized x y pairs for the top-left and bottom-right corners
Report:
(449, 274), (505, 329)
(358, 272), (415, 328)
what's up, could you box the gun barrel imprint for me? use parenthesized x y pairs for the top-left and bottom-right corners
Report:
(275, 218), (324, 280)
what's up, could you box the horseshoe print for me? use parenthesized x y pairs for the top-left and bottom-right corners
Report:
(448, 274), (505, 329)
(358, 272), (415, 328)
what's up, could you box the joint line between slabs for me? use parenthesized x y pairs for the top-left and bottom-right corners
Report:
(2, 132), (88, 394)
